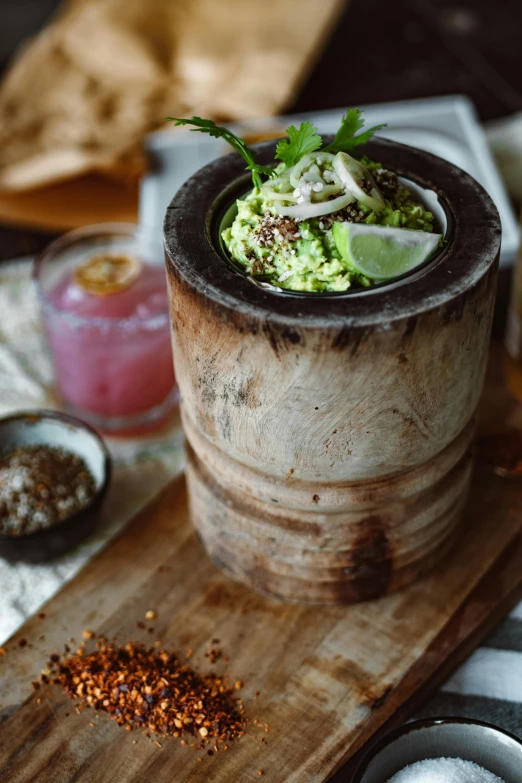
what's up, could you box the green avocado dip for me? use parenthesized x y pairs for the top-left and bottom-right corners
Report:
(222, 159), (435, 292)
(168, 110), (439, 293)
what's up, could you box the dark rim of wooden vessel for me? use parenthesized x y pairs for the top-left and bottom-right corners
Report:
(164, 138), (501, 329)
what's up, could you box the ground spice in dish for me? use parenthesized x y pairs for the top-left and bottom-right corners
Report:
(44, 638), (246, 748)
(0, 445), (96, 535)
(475, 429), (522, 476)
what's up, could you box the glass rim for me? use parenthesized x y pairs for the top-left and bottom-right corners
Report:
(34, 222), (170, 330)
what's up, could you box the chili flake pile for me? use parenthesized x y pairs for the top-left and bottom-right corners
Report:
(44, 639), (246, 748)
(0, 445), (96, 536)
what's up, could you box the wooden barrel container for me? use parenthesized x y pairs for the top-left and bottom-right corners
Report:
(164, 138), (501, 604)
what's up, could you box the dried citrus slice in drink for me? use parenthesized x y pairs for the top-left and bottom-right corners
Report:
(333, 222), (441, 281)
(74, 253), (142, 296)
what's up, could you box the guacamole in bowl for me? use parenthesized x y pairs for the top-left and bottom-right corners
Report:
(221, 158), (437, 292)
(169, 111), (443, 294)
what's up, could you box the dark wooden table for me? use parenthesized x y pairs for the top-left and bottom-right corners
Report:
(1, 0), (521, 262)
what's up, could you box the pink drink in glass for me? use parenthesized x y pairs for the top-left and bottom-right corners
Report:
(36, 225), (177, 434)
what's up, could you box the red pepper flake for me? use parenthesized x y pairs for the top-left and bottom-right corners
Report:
(206, 647), (222, 664)
(18, 638), (27, 648)
(44, 637), (247, 749)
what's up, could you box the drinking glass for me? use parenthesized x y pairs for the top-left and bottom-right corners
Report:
(35, 224), (177, 435)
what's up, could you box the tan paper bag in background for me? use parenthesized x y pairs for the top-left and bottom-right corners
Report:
(0, 0), (344, 230)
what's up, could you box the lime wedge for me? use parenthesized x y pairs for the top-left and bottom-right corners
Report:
(333, 222), (441, 281)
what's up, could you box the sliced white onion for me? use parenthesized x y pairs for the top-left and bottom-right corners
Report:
(313, 184), (344, 202)
(261, 188), (300, 203)
(333, 152), (385, 212)
(302, 163), (323, 184)
(265, 170), (292, 190)
(275, 191), (354, 219)
(314, 152), (336, 165)
(323, 169), (342, 186)
(289, 151), (336, 188)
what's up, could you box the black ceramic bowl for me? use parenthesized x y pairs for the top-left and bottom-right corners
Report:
(352, 718), (522, 783)
(0, 410), (111, 562)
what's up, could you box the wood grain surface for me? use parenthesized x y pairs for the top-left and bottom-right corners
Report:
(165, 136), (500, 605)
(1, 346), (522, 782)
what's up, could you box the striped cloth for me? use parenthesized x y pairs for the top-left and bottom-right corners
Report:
(416, 602), (522, 735)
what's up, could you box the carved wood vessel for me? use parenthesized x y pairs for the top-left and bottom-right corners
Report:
(164, 138), (501, 604)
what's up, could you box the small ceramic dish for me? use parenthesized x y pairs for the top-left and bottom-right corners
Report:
(0, 410), (111, 562)
(352, 718), (522, 783)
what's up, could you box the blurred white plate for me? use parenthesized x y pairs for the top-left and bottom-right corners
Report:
(142, 95), (518, 266)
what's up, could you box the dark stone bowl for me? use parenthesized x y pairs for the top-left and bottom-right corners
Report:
(0, 410), (111, 563)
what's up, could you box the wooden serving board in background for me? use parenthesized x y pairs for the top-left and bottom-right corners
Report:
(1, 346), (522, 783)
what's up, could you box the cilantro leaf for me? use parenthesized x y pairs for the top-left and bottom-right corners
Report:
(166, 116), (275, 189)
(323, 108), (386, 154)
(274, 121), (323, 168)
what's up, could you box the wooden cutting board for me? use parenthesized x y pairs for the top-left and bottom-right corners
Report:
(1, 346), (522, 783)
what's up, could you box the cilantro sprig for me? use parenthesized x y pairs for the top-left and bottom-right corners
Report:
(166, 109), (385, 187)
(166, 116), (275, 189)
(322, 108), (386, 154)
(274, 121), (322, 168)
